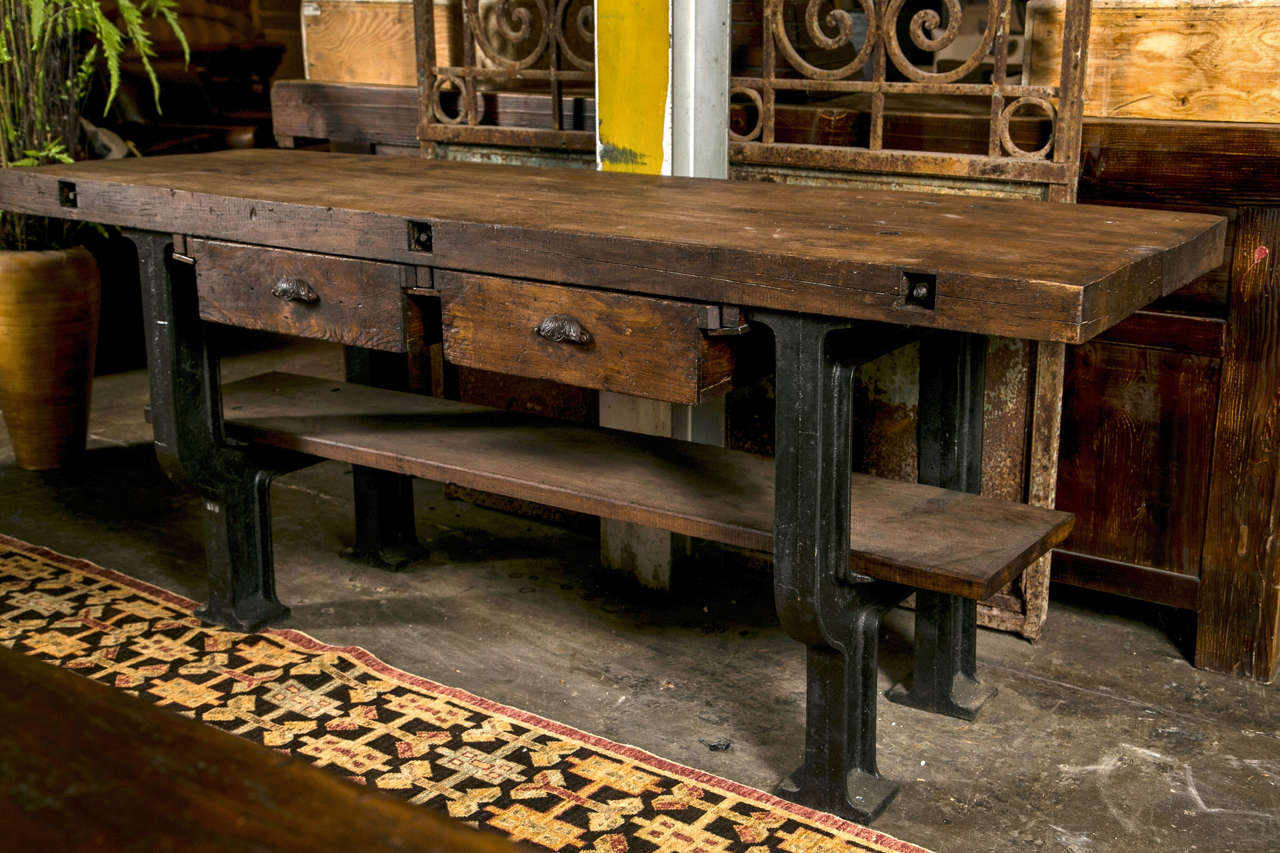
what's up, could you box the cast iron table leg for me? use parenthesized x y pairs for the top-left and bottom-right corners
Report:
(753, 311), (913, 823)
(342, 347), (428, 570)
(887, 330), (996, 720)
(130, 230), (311, 632)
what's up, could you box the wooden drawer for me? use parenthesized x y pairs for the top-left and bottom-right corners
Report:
(189, 239), (421, 352)
(438, 272), (737, 405)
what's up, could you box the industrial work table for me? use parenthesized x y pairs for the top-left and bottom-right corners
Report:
(0, 149), (1225, 822)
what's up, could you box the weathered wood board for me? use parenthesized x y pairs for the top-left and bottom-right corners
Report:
(222, 372), (1075, 600)
(1027, 0), (1280, 123)
(438, 272), (736, 405)
(0, 149), (1225, 345)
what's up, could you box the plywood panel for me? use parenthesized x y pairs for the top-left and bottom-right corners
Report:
(303, 0), (459, 85)
(1027, 0), (1280, 123)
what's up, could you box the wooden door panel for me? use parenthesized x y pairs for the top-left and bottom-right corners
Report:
(1057, 342), (1220, 576)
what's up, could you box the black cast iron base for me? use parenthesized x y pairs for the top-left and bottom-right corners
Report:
(776, 767), (900, 824)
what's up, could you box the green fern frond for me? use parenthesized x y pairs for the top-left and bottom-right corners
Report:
(74, 43), (97, 97)
(27, 0), (46, 48)
(90, 4), (124, 109)
(141, 0), (187, 64)
(116, 0), (165, 110)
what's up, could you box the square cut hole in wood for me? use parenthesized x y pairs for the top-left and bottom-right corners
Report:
(903, 270), (937, 309)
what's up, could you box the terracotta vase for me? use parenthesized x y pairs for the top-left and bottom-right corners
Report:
(0, 247), (101, 470)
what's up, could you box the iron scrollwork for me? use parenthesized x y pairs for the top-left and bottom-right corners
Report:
(420, 0), (596, 149)
(731, 0), (1092, 196)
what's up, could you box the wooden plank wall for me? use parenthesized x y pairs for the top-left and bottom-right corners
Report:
(1026, 0), (1280, 123)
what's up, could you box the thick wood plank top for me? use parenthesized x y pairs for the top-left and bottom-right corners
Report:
(0, 645), (528, 852)
(0, 149), (1224, 342)
(222, 373), (1073, 599)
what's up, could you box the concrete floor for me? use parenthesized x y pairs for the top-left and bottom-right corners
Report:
(1, 339), (1277, 853)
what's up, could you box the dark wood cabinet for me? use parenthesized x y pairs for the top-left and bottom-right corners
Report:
(1057, 119), (1280, 682)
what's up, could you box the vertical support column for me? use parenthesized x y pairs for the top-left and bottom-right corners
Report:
(1197, 207), (1280, 682)
(595, 0), (731, 588)
(343, 347), (428, 570)
(756, 310), (906, 824)
(1020, 340), (1066, 637)
(130, 230), (302, 632)
(888, 331), (996, 720)
(670, 0), (730, 180)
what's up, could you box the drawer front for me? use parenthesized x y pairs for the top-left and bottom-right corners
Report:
(439, 272), (735, 405)
(189, 238), (420, 352)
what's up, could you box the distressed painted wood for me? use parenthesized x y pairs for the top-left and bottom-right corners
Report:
(0, 150), (1224, 345)
(189, 238), (421, 352)
(439, 272), (736, 405)
(221, 372), (1074, 601)
(595, 0), (671, 174)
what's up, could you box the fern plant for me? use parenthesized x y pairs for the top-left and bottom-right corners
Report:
(0, 0), (187, 249)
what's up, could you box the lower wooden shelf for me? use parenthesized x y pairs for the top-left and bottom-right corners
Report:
(222, 372), (1073, 601)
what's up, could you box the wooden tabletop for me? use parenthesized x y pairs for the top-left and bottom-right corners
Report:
(0, 149), (1225, 342)
(0, 644), (530, 852)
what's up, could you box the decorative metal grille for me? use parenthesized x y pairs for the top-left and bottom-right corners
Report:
(415, 0), (597, 151)
(730, 0), (1091, 197)
(413, 0), (1091, 197)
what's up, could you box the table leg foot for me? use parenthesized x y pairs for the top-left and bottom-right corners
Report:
(886, 675), (995, 721)
(886, 591), (995, 721)
(340, 541), (430, 571)
(196, 465), (296, 633)
(196, 597), (291, 634)
(347, 465), (426, 572)
(775, 767), (900, 824)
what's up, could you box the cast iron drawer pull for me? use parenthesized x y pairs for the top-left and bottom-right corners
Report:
(271, 277), (320, 305)
(534, 314), (592, 345)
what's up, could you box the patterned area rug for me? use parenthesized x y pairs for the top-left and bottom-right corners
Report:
(0, 533), (929, 853)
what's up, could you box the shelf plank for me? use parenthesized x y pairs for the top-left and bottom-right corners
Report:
(222, 373), (1073, 600)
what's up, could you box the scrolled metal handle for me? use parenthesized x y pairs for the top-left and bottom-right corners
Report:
(271, 277), (320, 305)
(534, 313), (592, 345)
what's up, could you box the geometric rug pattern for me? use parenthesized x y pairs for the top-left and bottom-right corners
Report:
(0, 533), (930, 853)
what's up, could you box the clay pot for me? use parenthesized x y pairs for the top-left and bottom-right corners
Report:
(0, 247), (101, 470)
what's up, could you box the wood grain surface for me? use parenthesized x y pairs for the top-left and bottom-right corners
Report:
(272, 80), (421, 147)
(303, 0), (418, 86)
(1056, 341), (1221, 578)
(0, 149), (1225, 344)
(0, 644), (529, 852)
(190, 238), (420, 352)
(1196, 207), (1280, 680)
(440, 272), (736, 404)
(1027, 0), (1280, 124)
(221, 372), (1073, 600)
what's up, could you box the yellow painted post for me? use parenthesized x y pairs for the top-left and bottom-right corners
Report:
(594, 0), (671, 175)
(595, 0), (677, 588)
